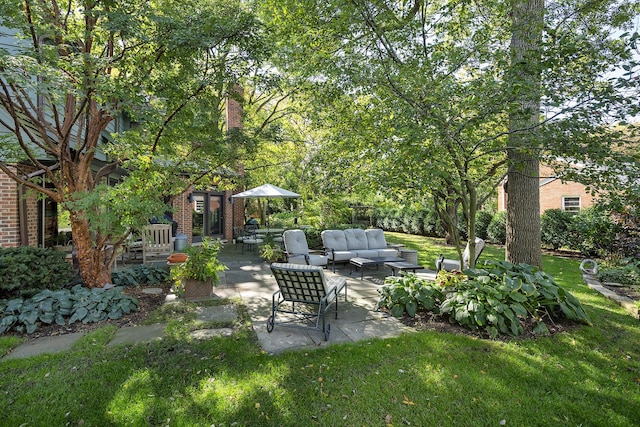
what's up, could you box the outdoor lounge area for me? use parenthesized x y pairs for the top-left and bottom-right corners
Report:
(2, 233), (639, 426)
(2, 2), (640, 424)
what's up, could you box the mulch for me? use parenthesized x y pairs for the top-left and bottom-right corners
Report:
(602, 284), (640, 302)
(395, 309), (579, 341)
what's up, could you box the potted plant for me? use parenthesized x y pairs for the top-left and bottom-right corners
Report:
(259, 235), (286, 263)
(170, 237), (227, 300)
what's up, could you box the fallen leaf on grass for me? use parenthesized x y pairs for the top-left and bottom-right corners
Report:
(402, 394), (415, 405)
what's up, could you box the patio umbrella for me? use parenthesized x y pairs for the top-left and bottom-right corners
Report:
(231, 184), (301, 227)
(231, 183), (300, 199)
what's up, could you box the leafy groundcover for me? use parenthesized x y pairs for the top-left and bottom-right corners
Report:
(377, 260), (591, 339)
(0, 285), (140, 334)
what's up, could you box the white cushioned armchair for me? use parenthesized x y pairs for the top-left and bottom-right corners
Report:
(282, 229), (328, 267)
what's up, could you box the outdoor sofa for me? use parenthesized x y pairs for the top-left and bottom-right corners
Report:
(321, 228), (399, 271)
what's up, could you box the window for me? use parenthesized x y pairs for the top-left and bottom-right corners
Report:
(562, 196), (581, 213)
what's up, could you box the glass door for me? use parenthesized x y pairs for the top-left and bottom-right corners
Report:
(208, 195), (222, 237)
(192, 194), (206, 242)
(191, 192), (224, 243)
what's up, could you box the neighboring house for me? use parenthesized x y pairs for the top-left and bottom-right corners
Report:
(498, 164), (596, 214)
(0, 27), (244, 248)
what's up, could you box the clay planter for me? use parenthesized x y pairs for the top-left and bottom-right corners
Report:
(167, 253), (188, 264)
(183, 278), (213, 301)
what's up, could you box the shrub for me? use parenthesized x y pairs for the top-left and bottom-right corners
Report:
(111, 265), (170, 287)
(457, 216), (468, 241)
(422, 207), (442, 237)
(259, 235), (286, 263)
(170, 238), (226, 285)
(475, 211), (493, 241)
(487, 211), (507, 244)
(540, 209), (573, 250)
(598, 258), (640, 286)
(568, 206), (619, 257)
(376, 260), (591, 339)
(304, 228), (323, 249)
(609, 203), (640, 258)
(0, 247), (72, 299)
(0, 285), (139, 334)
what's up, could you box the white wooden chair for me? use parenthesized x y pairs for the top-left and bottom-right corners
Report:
(142, 224), (173, 263)
(435, 237), (486, 271)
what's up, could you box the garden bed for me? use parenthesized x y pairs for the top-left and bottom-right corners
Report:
(583, 274), (640, 319)
(602, 283), (640, 302)
(396, 309), (579, 341)
(6, 283), (172, 340)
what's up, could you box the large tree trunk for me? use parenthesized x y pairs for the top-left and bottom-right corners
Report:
(505, 0), (544, 268)
(505, 152), (541, 266)
(70, 214), (115, 288)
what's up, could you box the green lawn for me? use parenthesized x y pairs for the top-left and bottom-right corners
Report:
(1, 234), (639, 426)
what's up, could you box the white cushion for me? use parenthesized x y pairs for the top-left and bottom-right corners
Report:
(287, 255), (309, 265)
(441, 259), (461, 271)
(327, 250), (353, 261)
(375, 248), (399, 258)
(321, 230), (349, 251)
(344, 229), (368, 250)
(283, 229), (309, 256)
(306, 254), (328, 266)
(354, 249), (378, 258)
(365, 229), (387, 249)
(462, 237), (486, 265)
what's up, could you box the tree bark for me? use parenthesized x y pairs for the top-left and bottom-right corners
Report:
(505, 0), (544, 268)
(70, 214), (114, 288)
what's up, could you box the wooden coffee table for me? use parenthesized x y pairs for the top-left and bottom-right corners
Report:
(384, 261), (425, 276)
(349, 256), (404, 279)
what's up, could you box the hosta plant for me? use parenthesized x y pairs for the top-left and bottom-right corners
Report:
(376, 274), (442, 317)
(376, 260), (591, 339)
(112, 264), (170, 287)
(0, 285), (139, 334)
(441, 260), (591, 338)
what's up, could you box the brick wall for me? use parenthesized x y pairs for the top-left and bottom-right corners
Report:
(0, 167), (20, 247)
(498, 164), (596, 214)
(172, 188), (193, 244)
(539, 179), (595, 213)
(226, 84), (243, 131)
(0, 165), (41, 248)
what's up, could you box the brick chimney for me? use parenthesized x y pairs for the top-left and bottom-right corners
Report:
(225, 84), (245, 239)
(226, 84), (243, 131)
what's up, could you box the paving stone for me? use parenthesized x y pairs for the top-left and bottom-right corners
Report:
(194, 305), (237, 323)
(2, 332), (85, 360)
(107, 324), (166, 347)
(190, 328), (234, 339)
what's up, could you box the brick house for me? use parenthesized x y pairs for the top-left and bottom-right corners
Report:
(170, 94), (246, 246)
(0, 94), (245, 248)
(498, 164), (596, 214)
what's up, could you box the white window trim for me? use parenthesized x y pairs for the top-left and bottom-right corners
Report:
(562, 196), (581, 212)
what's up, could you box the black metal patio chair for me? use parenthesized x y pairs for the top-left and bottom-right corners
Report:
(267, 263), (347, 340)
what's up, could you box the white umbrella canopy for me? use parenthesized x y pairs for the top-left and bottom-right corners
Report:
(231, 183), (300, 199)
(231, 184), (301, 228)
